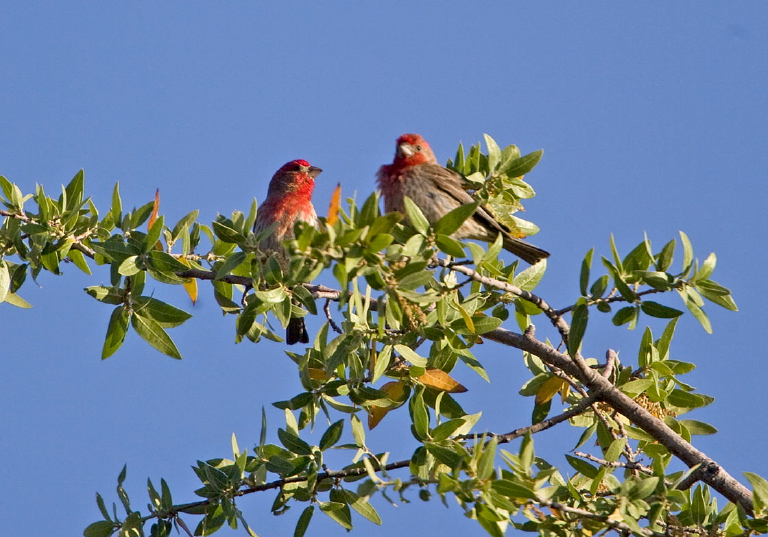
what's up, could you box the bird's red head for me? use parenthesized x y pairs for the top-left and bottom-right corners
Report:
(276, 159), (322, 178)
(268, 159), (322, 197)
(393, 133), (437, 168)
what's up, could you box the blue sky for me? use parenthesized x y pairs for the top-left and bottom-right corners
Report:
(2, 2), (767, 536)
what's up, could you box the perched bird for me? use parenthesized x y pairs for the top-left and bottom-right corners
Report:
(253, 159), (321, 344)
(377, 134), (549, 264)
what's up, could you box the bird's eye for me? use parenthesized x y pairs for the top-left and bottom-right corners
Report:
(415, 145), (422, 151)
(293, 165), (302, 171)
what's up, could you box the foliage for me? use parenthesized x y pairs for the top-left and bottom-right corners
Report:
(1, 136), (763, 537)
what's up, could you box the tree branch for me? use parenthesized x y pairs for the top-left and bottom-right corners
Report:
(483, 327), (754, 514)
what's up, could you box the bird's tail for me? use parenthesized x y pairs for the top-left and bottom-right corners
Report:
(286, 317), (309, 345)
(502, 235), (550, 265)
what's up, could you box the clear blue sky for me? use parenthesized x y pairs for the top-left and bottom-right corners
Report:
(2, 3), (767, 536)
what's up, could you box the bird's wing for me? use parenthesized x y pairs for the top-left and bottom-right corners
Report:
(422, 164), (510, 235)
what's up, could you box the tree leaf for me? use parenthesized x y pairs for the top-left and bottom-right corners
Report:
(503, 149), (543, 178)
(394, 344), (427, 367)
(640, 301), (683, 319)
(484, 134), (501, 172)
(419, 369), (467, 393)
(327, 183), (342, 226)
(567, 300), (588, 358)
(130, 313), (182, 359)
(0, 261), (10, 303)
(277, 428), (313, 455)
(132, 296), (192, 328)
(580, 248), (593, 296)
(319, 501), (353, 530)
(319, 420), (344, 451)
(402, 196), (430, 235)
(102, 306), (130, 360)
(293, 505), (314, 537)
(433, 202), (479, 237)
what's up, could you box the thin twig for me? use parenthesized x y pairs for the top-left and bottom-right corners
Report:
(572, 451), (653, 475)
(324, 298), (343, 334)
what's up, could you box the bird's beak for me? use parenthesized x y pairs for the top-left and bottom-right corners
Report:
(397, 143), (414, 158)
(308, 166), (322, 178)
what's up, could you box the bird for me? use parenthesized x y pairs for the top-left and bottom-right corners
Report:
(253, 159), (321, 344)
(377, 133), (549, 264)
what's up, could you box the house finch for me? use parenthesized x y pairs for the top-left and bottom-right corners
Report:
(377, 134), (549, 264)
(253, 159), (321, 344)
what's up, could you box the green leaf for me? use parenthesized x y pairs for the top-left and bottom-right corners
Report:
(409, 387), (429, 441)
(85, 286), (125, 305)
(3, 292), (32, 308)
(0, 261), (10, 303)
(212, 220), (246, 244)
(745, 472), (768, 515)
(402, 196), (430, 234)
(216, 251), (247, 279)
(484, 134), (501, 172)
(602, 258), (635, 301)
(110, 183), (122, 228)
(63, 169), (85, 212)
(319, 501), (353, 531)
(667, 389), (713, 409)
(132, 297), (192, 328)
(472, 316), (503, 334)
(515, 259), (546, 292)
(83, 520), (116, 537)
(680, 231), (694, 276)
(146, 251), (190, 273)
(319, 420), (344, 451)
(640, 301), (683, 319)
(67, 249), (92, 275)
(117, 256), (142, 277)
(277, 428), (313, 455)
(351, 414), (366, 448)
(144, 215), (164, 252)
(294, 505), (314, 537)
(678, 419), (717, 435)
(394, 344), (427, 367)
(477, 436), (498, 480)
(696, 280), (738, 311)
(397, 270), (434, 290)
(612, 306), (638, 327)
(131, 313), (182, 359)
(503, 149), (543, 178)
(580, 248), (593, 296)
(491, 479), (537, 500)
(655, 239), (675, 272)
(565, 454), (599, 478)
(678, 288), (712, 333)
(435, 234), (466, 257)
(342, 489), (383, 525)
(567, 300), (588, 358)
(433, 202), (479, 236)
(102, 307), (130, 359)
(695, 252), (717, 281)
(590, 275), (609, 298)
(172, 210), (200, 240)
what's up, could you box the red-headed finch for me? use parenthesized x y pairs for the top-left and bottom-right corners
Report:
(377, 134), (549, 264)
(253, 159), (321, 344)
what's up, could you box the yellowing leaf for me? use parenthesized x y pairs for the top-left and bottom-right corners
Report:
(148, 189), (163, 251)
(367, 406), (388, 429)
(367, 381), (406, 429)
(148, 189), (160, 228)
(177, 257), (198, 304)
(535, 376), (568, 405)
(419, 369), (467, 393)
(308, 368), (328, 381)
(327, 183), (342, 226)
